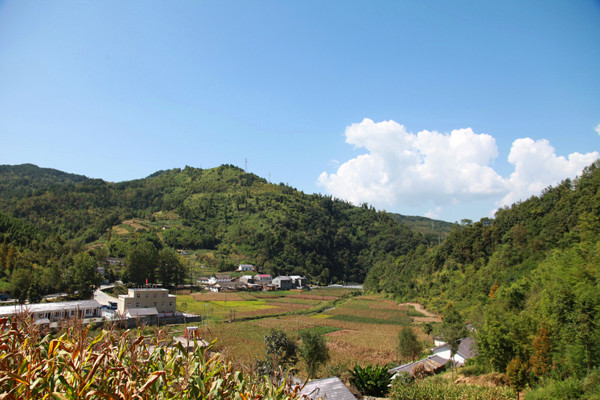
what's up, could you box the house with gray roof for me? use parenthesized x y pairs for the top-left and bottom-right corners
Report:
(272, 276), (294, 290)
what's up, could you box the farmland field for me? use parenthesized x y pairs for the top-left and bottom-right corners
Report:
(172, 289), (435, 378)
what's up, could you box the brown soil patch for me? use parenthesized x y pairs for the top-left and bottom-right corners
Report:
(455, 373), (508, 387)
(398, 302), (442, 323)
(290, 294), (338, 301)
(122, 219), (148, 231)
(191, 293), (244, 302)
(369, 300), (401, 310)
(237, 302), (310, 317)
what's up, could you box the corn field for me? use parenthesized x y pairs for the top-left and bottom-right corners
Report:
(389, 378), (517, 400)
(0, 315), (304, 400)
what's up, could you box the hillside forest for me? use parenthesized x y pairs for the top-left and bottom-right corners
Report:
(366, 160), (600, 392)
(0, 163), (450, 299)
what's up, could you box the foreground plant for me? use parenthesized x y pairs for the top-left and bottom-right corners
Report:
(349, 363), (393, 397)
(0, 315), (304, 400)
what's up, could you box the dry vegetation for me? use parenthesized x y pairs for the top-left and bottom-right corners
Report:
(176, 289), (434, 377)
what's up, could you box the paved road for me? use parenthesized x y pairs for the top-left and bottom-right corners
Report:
(94, 284), (116, 306)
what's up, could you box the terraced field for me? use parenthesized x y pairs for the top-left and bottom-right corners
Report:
(172, 289), (434, 378)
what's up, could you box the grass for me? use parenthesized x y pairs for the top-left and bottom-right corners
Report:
(298, 326), (341, 336)
(329, 314), (411, 326)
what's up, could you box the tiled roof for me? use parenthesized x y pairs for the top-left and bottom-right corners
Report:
(389, 355), (449, 376)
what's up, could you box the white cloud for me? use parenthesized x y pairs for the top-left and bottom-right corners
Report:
(318, 118), (506, 210)
(318, 118), (599, 220)
(595, 123), (600, 136)
(500, 138), (599, 207)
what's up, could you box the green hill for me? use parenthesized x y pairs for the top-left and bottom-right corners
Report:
(0, 163), (438, 289)
(366, 160), (600, 382)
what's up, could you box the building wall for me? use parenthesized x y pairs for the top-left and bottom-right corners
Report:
(117, 288), (176, 315)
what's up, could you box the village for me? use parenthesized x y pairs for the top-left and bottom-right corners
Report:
(0, 261), (478, 400)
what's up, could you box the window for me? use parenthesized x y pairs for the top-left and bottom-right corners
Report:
(154, 294), (157, 298)
(136, 294), (140, 298)
(136, 302), (140, 308)
(154, 302), (157, 307)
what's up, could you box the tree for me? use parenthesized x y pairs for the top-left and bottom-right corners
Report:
(299, 331), (330, 377)
(157, 248), (186, 287)
(262, 329), (298, 375)
(529, 324), (552, 377)
(124, 241), (158, 285)
(506, 356), (528, 400)
(11, 268), (32, 303)
(441, 305), (467, 379)
(68, 253), (102, 299)
(398, 327), (423, 362)
(27, 279), (42, 303)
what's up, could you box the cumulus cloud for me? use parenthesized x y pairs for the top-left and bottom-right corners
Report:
(318, 118), (599, 219)
(500, 138), (599, 207)
(595, 123), (600, 136)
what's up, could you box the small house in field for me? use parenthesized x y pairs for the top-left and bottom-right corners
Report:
(207, 281), (248, 293)
(289, 275), (307, 288)
(239, 275), (254, 284)
(237, 264), (255, 272)
(431, 336), (476, 366)
(272, 276), (293, 290)
(197, 276), (211, 285)
(208, 274), (233, 285)
(389, 356), (449, 378)
(254, 274), (272, 285)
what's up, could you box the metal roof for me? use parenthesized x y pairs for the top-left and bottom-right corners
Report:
(0, 300), (101, 316)
(300, 377), (356, 400)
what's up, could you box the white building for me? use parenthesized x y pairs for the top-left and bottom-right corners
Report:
(117, 288), (176, 316)
(237, 264), (255, 271)
(431, 337), (476, 367)
(0, 300), (102, 325)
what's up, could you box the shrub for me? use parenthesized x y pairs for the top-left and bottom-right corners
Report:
(349, 364), (393, 397)
(524, 378), (584, 400)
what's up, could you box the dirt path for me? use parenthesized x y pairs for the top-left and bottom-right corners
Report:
(398, 302), (442, 323)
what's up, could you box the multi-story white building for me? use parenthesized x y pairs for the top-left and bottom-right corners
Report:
(117, 288), (176, 316)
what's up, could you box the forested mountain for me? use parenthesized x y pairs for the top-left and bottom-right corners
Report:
(0, 163), (446, 296)
(366, 160), (600, 382)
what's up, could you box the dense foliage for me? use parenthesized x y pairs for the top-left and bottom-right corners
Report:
(0, 316), (304, 399)
(366, 160), (600, 390)
(0, 163), (442, 296)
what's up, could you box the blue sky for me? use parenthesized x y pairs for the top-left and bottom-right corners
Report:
(1, 1), (599, 222)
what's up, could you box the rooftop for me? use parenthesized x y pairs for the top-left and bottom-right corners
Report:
(0, 300), (101, 316)
(300, 377), (356, 400)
